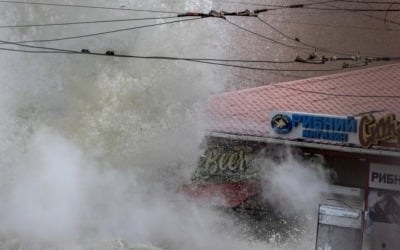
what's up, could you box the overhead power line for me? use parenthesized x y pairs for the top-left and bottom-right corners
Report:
(236, 74), (400, 99)
(218, 0), (342, 8)
(339, 0), (400, 5)
(0, 0), (181, 14)
(0, 40), (296, 63)
(295, 53), (399, 64)
(318, 1), (400, 28)
(0, 6), (325, 45)
(264, 18), (400, 32)
(0, 47), (62, 53)
(0, 16), (180, 28)
(0, 40), (372, 72)
(1, 0), (372, 17)
(1, 17), (201, 44)
(0, 7), (400, 31)
(225, 16), (382, 57)
(0, 0), (336, 14)
(271, 83), (400, 99)
(223, 19), (313, 53)
(304, 6), (400, 11)
(256, 16), (357, 56)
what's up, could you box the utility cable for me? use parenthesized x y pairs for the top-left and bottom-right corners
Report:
(295, 53), (400, 64)
(0, 40), (366, 72)
(217, 0), (342, 8)
(262, 10), (355, 16)
(304, 6), (400, 11)
(177, 9), (267, 18)
(0, 0), (181, 14)
(258, 16), (398, 57)
(0, 47), (65, 53)
(271, 83), (400, 99)
(339, 0), (400, 5)
(384, 3), (394, 30)
(0, 0), (335, 14)
(265, 18), (400, 32)
(0, 40), (296, 63)
(185, 59), (356, 72)
(240, 75), (400, 99)
(0, 16), (180, 28)
(256, 16), (299, 42)
(231, 72), (307, 85)
(0, 7), (306, 44)
(1, 4), (396, 66)
(256, 16), (356, 56)
(0, 17), (201, 44)
(223, 19), (313, 53)
(317, 1), (400, 29)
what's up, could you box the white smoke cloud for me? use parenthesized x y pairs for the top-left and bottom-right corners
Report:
(0, 1), (332, 249)
(2, 128), (84, 242)
(261, 149), (330, 217)
(0, 129), (289, 250)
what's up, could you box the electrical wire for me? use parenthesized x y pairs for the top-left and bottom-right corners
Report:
(0, 16), (180, 28)
(223, 19), (313, 53)
(1, 2), (396, 65)
(271, 83), (400, 98)
(256, 17), (297, 42)
(258, 15), (399, 57)
(0, 17), (201, 44)
(0, 40), (368, 72)
(0, 40), (296, 63)
(304, 6), (400, 11)
(238, 74), (400, 99)
(261, 10), (355, 16)
(264, 18), (400, 32)
(231, 72), (307, 85)
(217, 0), (342, 8)
(297, 0), (400, 57)
(256, 16), (357, 56)
(187, 59), (357, 72)
(339, 0), (400, 5)
(0, 47), (67, 53)
(227, 16), (375, 57)
(0, 0), (344, 13)
(0, 0), (181, 14)
(384, 3), (394, 30)
(317, 1), (400, 29)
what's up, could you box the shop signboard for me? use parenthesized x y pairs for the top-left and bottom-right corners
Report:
(269, 111), (400, 149)
(358, 113), (400, 149)
(369, 163), (400, 191)
(191, 141), (261, 183)
(269, 111), (359, 145)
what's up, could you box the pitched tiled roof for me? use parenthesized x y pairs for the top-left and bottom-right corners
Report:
(207, 63), (400, 139)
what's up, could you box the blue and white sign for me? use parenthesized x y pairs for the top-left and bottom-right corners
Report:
(269, 111), (359, 144)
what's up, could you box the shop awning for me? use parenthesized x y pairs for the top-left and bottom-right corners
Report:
(182, 182), (261, 207)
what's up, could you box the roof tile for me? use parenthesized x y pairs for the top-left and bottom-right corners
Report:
(207, 63), (400, 139)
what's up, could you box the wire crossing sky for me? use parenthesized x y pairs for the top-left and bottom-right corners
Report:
(0, 0), (399, 80)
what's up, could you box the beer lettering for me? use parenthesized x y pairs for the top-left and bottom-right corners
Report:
(201, 145), (247, 174)
(204, 146), (219, 174)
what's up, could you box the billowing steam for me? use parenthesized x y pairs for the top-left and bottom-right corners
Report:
(0, 129), (287, 250)
(261, 151), (330, 217)
(0, 0), (331, 249)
